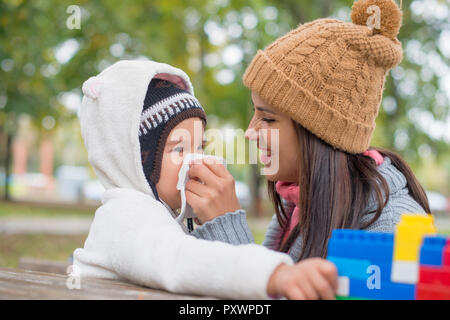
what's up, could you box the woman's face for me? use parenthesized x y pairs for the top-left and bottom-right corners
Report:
(245, 92), (300, 183)
(156, 117), (204, 209)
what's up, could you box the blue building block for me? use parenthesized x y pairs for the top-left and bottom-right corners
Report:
(327, 229), (394, 262)
(371, 260), (393, 282)
(328, 257), (393, 282)
(349, 278), (416, 300)
(419, 235), (447, 266)
(328, 256), (372, 280)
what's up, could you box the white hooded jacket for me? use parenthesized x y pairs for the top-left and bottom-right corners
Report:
(73, 60), (293, 299)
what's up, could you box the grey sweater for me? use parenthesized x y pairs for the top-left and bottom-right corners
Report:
(191, 156), (428, 262)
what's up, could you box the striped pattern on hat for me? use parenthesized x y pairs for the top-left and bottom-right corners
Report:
(139, 78), (206, 194)
(139, 92), (203, 136)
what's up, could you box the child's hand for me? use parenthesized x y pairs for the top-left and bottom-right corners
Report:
(185, 159), (241, 223)
(267, 258), (338, 300)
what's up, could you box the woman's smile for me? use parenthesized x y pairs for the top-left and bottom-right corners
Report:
(259, 148), (272, 165)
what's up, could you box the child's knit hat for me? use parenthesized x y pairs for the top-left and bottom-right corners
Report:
(139, 78), (206, 196)
(243, 0), (403, 154)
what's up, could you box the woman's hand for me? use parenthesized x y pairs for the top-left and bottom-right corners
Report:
(267, 258), (338, 300)
(185, 158), (241, 223)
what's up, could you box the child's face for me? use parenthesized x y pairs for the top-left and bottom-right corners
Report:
(156, 117), (205, 209)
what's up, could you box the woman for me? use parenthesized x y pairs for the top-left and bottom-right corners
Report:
(185, 0), (430, 297)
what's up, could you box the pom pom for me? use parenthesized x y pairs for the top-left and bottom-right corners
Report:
(351, 0), (402, 40)
(82, 76), (103, 99)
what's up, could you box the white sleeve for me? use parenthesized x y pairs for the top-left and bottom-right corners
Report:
(105, 198), (294, 299)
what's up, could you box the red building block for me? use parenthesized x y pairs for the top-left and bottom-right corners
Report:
(416, 283), (450, 300)
(418, 250), (450, 299)
(444, 240), (450, 266)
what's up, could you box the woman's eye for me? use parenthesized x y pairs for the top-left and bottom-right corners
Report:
(262, 118), (275, 123)
(173, 146), (184, 153)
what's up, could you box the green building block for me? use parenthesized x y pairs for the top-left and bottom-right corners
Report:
(336, 295), (370, 300)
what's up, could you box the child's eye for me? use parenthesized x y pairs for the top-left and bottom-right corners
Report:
(262, 118), (275, 123)
(173, 146), (184, 153)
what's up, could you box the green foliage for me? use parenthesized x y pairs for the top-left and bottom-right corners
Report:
(0, 233), (85, 268)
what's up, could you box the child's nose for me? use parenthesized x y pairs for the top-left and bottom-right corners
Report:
(187, 151), (203, 167)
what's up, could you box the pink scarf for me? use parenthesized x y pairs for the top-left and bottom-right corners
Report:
(276, 149), (384, 247)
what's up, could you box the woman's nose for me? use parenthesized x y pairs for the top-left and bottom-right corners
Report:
(245, 117), (258, 141)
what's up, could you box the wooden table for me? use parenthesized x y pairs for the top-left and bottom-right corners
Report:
(0, 267), (216, 300)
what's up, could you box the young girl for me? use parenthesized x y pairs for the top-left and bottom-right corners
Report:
(187, 0), (431, 287)
(73, 60), (338, 300)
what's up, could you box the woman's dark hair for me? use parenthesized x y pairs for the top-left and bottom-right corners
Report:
(268, 122), (431, 261)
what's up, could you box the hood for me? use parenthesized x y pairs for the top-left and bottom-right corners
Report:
(79, 60), (194, 198)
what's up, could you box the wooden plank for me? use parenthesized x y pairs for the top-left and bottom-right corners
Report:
(18, 257), (70, 275)
(0, 199), (99, 213)
(0, 267), (217, 300)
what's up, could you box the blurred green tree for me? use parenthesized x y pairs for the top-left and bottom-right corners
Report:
(0, 0), (448, 210)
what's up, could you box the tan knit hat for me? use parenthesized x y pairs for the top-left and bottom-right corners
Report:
(243, 0), (403, 154)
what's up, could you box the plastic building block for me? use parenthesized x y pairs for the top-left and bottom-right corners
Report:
(349, 278), (415, 300)
(418, 265), (450, 286)
(371, 260), (392, 281)
(416, 257), (450, 299)
(328, 256), (372, 280)
(327, 230), (394, 262)
(393, 214), (436, 262)
(444, 240), (450, 266)
(391, 261), (419, 284)
(416, 283), (450, 300)
(336, 296), (369, 300)
(337, 276), (350, 297)
(419, 235), (447, 266)
(327, 217), (450, 300)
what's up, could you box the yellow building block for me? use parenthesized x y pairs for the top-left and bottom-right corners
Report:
(393, 214), (436, 261)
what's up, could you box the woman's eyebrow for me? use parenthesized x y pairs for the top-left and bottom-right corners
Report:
(251, 99), (276, 115)
(256, 106), (276, 115)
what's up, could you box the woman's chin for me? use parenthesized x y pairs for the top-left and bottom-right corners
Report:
(261, 167), (279, 181)
(260, 159), (280, 181)
(262, 166), (297, 183)
(264, 174), (278, 182)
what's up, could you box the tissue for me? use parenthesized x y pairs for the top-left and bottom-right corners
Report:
(176, 153), (226, 224)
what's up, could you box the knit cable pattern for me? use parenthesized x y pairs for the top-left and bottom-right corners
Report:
(243, 0), (403, 154)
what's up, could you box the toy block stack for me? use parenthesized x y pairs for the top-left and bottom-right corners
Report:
(391, 215), (437, 284)
(416, 236), (450, 299)
(327, 229), (416, 299)
(327, 214), (450, 300)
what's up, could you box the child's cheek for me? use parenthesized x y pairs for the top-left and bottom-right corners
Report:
(156, 152), (183, 210)
(174, 165), (183, 209)
(168, 158), (183, 209)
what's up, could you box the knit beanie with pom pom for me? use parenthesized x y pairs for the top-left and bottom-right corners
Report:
(243, 0), (403, 154)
